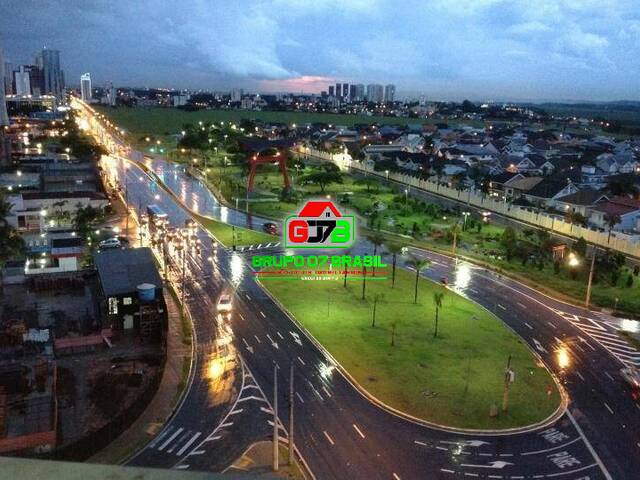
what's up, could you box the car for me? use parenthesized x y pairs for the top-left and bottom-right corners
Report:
(620, 366), (640, 390)
(217, 294), (233, 313)
(99, 237), (121, 249)
(263, 222), (278, 235)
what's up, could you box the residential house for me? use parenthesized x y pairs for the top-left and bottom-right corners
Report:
(589, 196), (640, 232)
(522, 177), (578, 207)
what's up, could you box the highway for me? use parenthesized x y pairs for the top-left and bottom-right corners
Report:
(91, 151), (640, 479)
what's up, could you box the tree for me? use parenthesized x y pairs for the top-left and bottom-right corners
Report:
(0, 191), (25, 267)
(433, 292), (445, 338)
(302, 163), (343, 193)
(372, 293), (384, 328)
(407, 255), (431, 304)
(574, 237), (587, 258)
(604, 213), (621, 243)
(355, 176), (380, 193)
(384, 242), (404, 287)
(501, 226), (517, 261)
(367, 232), (385, 274)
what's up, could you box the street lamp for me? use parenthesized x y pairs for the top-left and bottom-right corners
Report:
(462, 211), (470, 231)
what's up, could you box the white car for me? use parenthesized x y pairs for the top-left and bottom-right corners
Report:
(217, 294), (233, 313)
(99, 237), (121, 249)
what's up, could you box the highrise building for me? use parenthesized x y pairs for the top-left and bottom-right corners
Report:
(230, 88), (243, 102)
(41, 48), (64, 97)
(106, 82), (117, 106)
(342, 83), (349, 99)
(366, 84), (384, 103)
(335, 83), (342, 99)
(349, 84), (356, 101)
(80, 73), (92, 102)
(3, 61), (13, 95)
(328, 85), (335, 97)
(384, 84), (396, 103)
(0, 49), (9, 127)
(354, 84), (365, 102)
(14, 66), (31, 96)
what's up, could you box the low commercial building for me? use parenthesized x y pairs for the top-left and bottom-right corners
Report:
(94, 248), (167, 343)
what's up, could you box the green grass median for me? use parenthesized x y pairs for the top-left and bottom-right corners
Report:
(194, 213), (275, 248)
(260, 265), (561, 430)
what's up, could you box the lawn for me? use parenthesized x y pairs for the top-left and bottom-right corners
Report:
(194, 213), (275, 248)
(95, 106), (484, 134)
(261, 265), (561, 429)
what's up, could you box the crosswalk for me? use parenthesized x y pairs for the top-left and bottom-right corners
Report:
(552, 309), (640, 367)
(148, 426), (203, 457)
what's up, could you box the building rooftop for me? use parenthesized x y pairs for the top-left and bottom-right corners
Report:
(94, 247), (162, 297)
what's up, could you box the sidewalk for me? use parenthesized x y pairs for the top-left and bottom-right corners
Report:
(88, 286), (192, 464)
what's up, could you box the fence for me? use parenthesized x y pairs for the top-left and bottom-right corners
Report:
(303, 147), (640, 258)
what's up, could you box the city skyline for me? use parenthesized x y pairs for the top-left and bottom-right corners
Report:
(2, 0), (640, 102)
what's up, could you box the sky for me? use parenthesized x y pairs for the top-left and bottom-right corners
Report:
(2, 0), (640, 102)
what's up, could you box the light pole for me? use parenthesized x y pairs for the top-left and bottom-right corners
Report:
(462, 211), (470, 231)
(585, 248), (596, 309)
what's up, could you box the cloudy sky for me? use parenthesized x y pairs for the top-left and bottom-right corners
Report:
(2, 0), (639, 101)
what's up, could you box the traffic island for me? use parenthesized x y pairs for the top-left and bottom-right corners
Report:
(259, 266), (562, 431)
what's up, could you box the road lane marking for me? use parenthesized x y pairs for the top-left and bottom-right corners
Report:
(297, 356), (306, 365)
(175, 465), (189, 469)
(323, 431), (335, 445)
(295, 392), (304, 403)
(525, 322), (533, 330)
(567, 410), (612, 480)
(604, 402), (614, 414)
(547, 321), (557, 329)
(605, 371), (614, 381)
(158, 427), (184, 451)
(393, 474), (401, 480)
(533, 338), (547, 353)
(576, 371), (585, 381)
(522, 437), (580, 456)
(245, 293), (251, 300)
(322, 386), (332, 397)
(259, 311), (266, 318)
(440, 469), (454, 474)
(414, 440), (427, 446)
(176, 432), (201, 456)
(497, 304), (506, 310)
(238, 313), (245, 321)
(254, 335), (261, 343)
(276, 331), (284, 339)
(353, 424), (365, 439)
(517, 302), (526, 308)
(544, 463), (598, 477)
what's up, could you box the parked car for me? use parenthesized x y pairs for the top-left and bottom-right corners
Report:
(99, 237), (121, 249)
(217, 294), (233, 313)
(263, 222), (278, 235)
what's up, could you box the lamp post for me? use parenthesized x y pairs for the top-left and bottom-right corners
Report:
(462, 211), (470, 231)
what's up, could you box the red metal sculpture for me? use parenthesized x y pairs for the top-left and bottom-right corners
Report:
(247, 149), (291, 192)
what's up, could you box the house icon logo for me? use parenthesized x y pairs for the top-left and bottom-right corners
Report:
(284, 200), (356, 249)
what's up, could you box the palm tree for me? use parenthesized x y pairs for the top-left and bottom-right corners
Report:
(407, 255), (431, 304)
(367, 232), (385, 275)
(384, 242), (404, 287)
(605, 213), (621, 243)
(372, 293), (384, 328)
(433, 292), (445, 338)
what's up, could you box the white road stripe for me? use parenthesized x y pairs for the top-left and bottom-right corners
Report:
(276, 331), (284, 339)
(323, 431), (335, 445)
(497, 304), (506, 310)
(260, 311), (266, 318)
(547, 321), (557, 329)
(254, 335), (261, 343)
(297, 356), (306, 365)
(576, 371), (585, 381)
(604, 402), (614, 415)
(525, 322), (533, 330)
(605, 371), (615, 381)
(353, 424), (365, 439)
(176, 432), (201, 456)
(158, 427), (184, 451)
(567, 410), (612, 480)
(295, 392), (304, 403)
(393, 474), (401, 480)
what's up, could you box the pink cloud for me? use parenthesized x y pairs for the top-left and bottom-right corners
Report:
(259, 75), (335, 93)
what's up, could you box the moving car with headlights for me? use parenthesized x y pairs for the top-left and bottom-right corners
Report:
(217, 294), (233, 313)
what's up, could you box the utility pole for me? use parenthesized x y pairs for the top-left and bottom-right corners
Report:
(288, 364), (294, 466)
(502, 355), (513, 412)
(585, 248), (596, 309)
(272, 365), (279, 472)
(452, 224), (458, 258)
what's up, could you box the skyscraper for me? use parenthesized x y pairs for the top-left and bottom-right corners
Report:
(384, 84), (396, 103)
(80, 73), (92, 102)
(349, 84), (356, 101)
(328, 85), (335, 97)
(342, 83), (349, 99)
(106, 82), (117, 106)
(366, 84), (384, 103)
(41, 48), (64, 97)
(335, 83), (342, 99)
(354, 84), (365, 102)
(14, 66), (31, 96)
(0, 49), (9, 127)
(3, 61), (13, 95)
